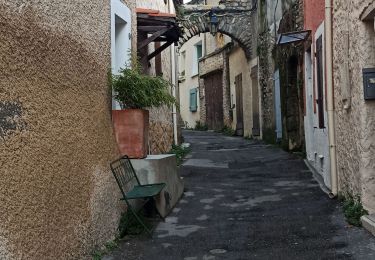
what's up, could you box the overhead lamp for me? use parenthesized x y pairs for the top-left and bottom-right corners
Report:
(209, 10), (219, 36)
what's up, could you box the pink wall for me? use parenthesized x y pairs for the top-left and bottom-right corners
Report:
(304, 0), (325, 36)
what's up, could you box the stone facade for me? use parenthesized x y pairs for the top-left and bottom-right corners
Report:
(0, 0), (133, 258)
(137, 0), (177, 153)
(179, 0), (257, 58)
(258, 0), (305, 149)
(332, 0), (375, 213)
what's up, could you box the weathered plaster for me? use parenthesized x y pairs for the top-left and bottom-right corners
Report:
(0, 1), (125, 258)
(228, 46), (253, 136)
(178, 35), (203, 128)
(332, 0), (375, 213)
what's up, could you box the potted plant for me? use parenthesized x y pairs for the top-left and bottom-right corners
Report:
(111, 58), (177, 158)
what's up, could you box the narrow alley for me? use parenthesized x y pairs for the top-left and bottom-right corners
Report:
(105, 131), (375, 260)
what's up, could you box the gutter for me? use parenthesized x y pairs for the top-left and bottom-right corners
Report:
(325, 0), (338, 197)
(170, 0), (178, 145)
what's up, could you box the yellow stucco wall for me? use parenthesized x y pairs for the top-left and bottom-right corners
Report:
(333, 0), (375, 213)
(0, 1), (129, 258)
(228, 46), (254, 137)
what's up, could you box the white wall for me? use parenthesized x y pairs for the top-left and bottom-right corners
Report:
(178, 35), (203, 128)
(304, 22), (331, 188)
(111, 0), (131, 109)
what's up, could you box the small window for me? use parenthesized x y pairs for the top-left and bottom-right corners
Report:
(196, 44), (202, 59)
(179, 51), (186, 77)
(189, 88), (198, 112)
(192, 42), (203, 76)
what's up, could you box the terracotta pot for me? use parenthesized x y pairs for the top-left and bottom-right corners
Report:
(112, 109), (149, 159)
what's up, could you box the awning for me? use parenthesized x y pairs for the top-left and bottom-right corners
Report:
(137, 8), (182, 61)
(277, 30), (311, 45)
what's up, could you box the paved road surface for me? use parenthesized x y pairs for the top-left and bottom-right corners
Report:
(105, 130), (375, 260)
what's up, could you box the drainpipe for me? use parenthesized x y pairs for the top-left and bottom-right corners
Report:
(325, 0), (338, 197)
(170, 0), (178, 145)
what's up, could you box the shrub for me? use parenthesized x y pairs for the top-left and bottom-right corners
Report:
(194, 121), (208, 131)
(342, 195), (368, 227)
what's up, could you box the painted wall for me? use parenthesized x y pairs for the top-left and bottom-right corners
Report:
(303, 0), (331, 188)
(178, 35), (203, 128)
(228, 46), (254, 137)
(332, 0), (375, 213)
(0, 0), (131, 258)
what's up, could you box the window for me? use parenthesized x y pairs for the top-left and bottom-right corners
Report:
(316, 36), (325, 128)
(179, 51), (186, 77)
(189, 88), (198, 112)
(192, 42), (203, 76)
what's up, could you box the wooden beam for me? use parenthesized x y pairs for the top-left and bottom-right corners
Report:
(138, 25), (170, 32)
(137, 26), (172, 50)
(147, 41), (173, 61)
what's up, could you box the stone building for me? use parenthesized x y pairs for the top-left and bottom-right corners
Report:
(258, 0), (305, 150)
(178, 0), (258, 135)
(331, 0), (375, 225)
(136, 0), (181, 153)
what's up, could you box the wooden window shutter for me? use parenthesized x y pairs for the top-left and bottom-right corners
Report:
(316, 36), (325, 129)
(189, 88), (197, 112)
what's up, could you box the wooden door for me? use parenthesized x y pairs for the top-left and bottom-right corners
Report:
(204, 72), (223, 130)
(235, 74), (244, 136)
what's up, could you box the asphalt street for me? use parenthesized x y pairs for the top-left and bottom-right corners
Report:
(105, 130), (375, 260)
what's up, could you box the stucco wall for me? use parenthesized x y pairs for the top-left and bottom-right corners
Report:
(303, 3), (331, 188)
(228, 46), (253, 136)
(332, 0), (375, 213)
(179, 35), (203, 128)
(0, 1), (127, 259)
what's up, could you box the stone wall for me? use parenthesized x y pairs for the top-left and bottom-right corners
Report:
(257, 0), (304, 149)
(0, 0), (128, 258)
(332, 0), (375, 213)
(137, 0), (176, 153)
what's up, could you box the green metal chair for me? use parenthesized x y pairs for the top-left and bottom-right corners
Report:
(110, 155), (166, 234)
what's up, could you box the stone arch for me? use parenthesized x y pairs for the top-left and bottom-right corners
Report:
(176, 1), (256, 58)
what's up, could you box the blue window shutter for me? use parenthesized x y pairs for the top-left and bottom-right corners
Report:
(189, 88), (197, 112)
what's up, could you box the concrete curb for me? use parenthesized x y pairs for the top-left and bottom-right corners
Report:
(303, 159), (331, 196)
(361, 214), (375, 237)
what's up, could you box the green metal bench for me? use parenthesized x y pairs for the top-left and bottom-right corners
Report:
(110, 155), (166, 234)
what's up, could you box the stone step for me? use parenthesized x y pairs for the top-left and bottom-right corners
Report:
(361, 214), (375, 236)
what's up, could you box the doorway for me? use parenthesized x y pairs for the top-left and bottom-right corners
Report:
(204, 71), (224, 130)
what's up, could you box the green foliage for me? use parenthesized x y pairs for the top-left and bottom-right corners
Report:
(169, 144), (191, 166)
(118, 210), (151, 237)
(194, 121), (208, 131)
(342, 195), (368, 227)
(219, 125), (235, 136)
(111, 55), (177, 109)
(91, 239), (119, 260)
(244, 135), (253, 140)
